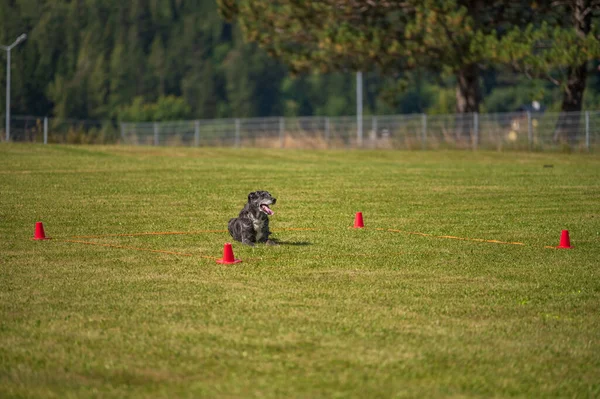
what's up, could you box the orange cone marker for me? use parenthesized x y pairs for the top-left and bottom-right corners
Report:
(32, 222), (50, 240)
(216, 243), (242, 264)
(557, 230), (572, 249)
(353, 212), (365, 228)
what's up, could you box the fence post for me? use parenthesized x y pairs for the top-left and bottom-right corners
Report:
(585, 111), (590, 151)
(325, 117), (330, 146)
(234, 118), (240, 148)
(43, 117), (48, 144)
(279, 117), (285, 148)
(371, 116), (377, 147)
(473, 112), (479, 150)
(421, 113), (427, 150)
(527, 111), (532, 151)
(356, 71), (363, 148)
(153, 122), (159, 146)
(194, 120), (200, 147)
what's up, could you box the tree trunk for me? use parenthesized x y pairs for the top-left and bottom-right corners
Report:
(553, 63), (587, 144)
(553, 0), (592, 145)
(455, 63), (480, 145)
(456, 63), (480, 114)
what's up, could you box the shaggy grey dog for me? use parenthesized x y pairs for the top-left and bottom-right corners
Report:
(228, 191), (277, 246)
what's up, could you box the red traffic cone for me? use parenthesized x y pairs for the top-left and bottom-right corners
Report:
(32, 221), (50, 240)
(216, 243), (242, 264)
(353, 212), (365, 228)
(557, 230), (572, 249)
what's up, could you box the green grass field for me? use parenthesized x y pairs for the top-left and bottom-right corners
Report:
(1, 144), (599, 398)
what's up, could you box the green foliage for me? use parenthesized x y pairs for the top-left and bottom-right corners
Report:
(486, 22), (600, 83)
(217, 0), (549, 113)
(426, 87), (458, 115)
(280, 73), (355, 117)
(220, 0), (600, 114)
(117, 96), (191, 122)
(1, 0), (600, 122)
(1, 0), (290, 120)
(480, 76), (550, 113)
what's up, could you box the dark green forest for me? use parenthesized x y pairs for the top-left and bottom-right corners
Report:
(1, 0), (599, 123)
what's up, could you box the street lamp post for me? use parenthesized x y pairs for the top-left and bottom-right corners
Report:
(1, 33), (27, 142)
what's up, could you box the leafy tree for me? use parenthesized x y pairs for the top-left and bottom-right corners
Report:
(117, 95), (191, 122)
(217, 0), (541, 117)
(148, 36), (167, 96)
(279, 73), (354, 117)
(108, 42), (138, 117)
(223, 35), (286, 117)
(1, 0), (48, 116)
(3, 0), (599, 128)
(488, 0), (600, 142)
(182, 61), (219, 119)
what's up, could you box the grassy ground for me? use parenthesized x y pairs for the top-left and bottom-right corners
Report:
(1, 144), (599, 398)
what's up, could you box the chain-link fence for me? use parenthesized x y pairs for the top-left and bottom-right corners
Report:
(2, 111), (598, 151)
(1, 116), (120, 144)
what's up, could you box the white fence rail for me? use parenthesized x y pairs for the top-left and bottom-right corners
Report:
(2, 111), (599, 151)
(121, 111), (600, 151)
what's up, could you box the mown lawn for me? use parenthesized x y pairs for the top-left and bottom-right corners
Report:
(1, 144), (599, 398)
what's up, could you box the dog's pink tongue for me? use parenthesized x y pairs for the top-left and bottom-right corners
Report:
(261, 205), (274, 215)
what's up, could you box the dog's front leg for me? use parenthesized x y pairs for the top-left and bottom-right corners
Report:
(240, 219), (257, 246)
(241, 237), (255, 246)
(263, 223), (278, 246)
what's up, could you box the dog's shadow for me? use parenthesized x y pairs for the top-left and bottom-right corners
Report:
(272, 239), (312, 246)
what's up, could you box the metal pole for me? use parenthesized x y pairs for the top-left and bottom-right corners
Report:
(325, 117), (330, 146)
(473, 112), (479, 150)
(120, 122), (125, 142)
(421, 113), (427, 150)
(5, 48), (9, 141)
(527, 111), (532, 151)
(153, 122), (159, 146)
(356, 71), (363, 147)
(2, 34), (27, 142)
(194, 120), (200, 147)
(43, 117), (48, 144)
(235, 118), (240, 148)
(279, 117), (284, 148)
(371, 115), (377, 147)
(585, 111), (590, 151)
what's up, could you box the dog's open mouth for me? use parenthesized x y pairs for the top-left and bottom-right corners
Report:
(260, 204), (274, 215)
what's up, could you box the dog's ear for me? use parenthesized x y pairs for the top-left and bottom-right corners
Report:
(248, 192), (258, 202)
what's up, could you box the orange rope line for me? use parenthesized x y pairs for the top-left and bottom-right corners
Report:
(60, 239), (205, 258)
(309, 251), (407, 259)
(379, 228), (525, 246)
(71, 227), (527, 247)
(273, 227), (322, 232)
(72, 230), (228, 239)
(55, 225), (537, 260)
(71, 227), (321, 239)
